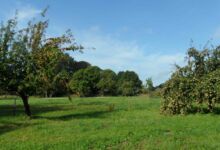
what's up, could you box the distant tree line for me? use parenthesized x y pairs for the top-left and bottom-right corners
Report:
(69, 67), (142, 97)
(161, 46), (220, 114)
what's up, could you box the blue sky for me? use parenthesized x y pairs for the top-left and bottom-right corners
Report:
(1, 0), (220, 85)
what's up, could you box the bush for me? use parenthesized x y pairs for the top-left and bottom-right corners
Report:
(161, 47), (220, 115)
(161, 71), (194, 114)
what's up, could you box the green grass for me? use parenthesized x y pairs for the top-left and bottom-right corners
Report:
(1, 96), (220, 150)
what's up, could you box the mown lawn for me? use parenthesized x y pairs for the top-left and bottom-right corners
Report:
(0, 96), (220, 150)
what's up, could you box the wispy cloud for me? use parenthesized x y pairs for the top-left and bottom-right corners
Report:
(6, 5), (41, 24)
(16, 6), (41, 21)
(71, 26), (185, 85)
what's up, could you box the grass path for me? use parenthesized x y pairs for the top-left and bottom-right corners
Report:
(0, 96), (220, 149)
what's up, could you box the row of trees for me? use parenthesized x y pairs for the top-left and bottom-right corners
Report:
(69, 67), (143, 97)
(161, 46), (220, 114)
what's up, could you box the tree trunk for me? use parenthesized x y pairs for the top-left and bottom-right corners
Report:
(19, 93), (31, 116)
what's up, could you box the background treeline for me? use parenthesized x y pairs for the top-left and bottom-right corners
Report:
(35, 62), (160, 98)
(69, 67), (142, 97)
(161, 46), (220, 114)
(14, 50), (144, 97)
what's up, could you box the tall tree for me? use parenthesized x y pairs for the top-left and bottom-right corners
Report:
(0, 10), (83, 116)
(117, 71), (142, 96)
(0, 17), (34, 116)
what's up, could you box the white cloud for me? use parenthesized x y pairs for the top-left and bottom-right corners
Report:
(70, 26), (185, 85)
(6, 5), (41, 24)
(2, 4), (44, 33)
(16, 6), (41, 21)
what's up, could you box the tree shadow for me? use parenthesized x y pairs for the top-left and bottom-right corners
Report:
(0, 102), (116, 120)
(0, 106), (114, 135)
(0, 121), (38, 135)
(0, 100), (117, 136)
(0, 104), (73, 117)
(34, 110), (113, 121)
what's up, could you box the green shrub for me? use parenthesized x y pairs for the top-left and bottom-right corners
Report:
(161, 47), (220, 115)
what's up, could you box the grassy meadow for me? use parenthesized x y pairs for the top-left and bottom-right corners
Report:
(0, 96), (220, 150)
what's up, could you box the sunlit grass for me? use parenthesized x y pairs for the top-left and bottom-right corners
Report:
(0, 96), (220, 149)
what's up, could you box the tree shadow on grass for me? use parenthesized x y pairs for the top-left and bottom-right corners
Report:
(0, 103), (115, 120)
(34, 110), (113, 121)
(0, 104), (65, 135)
(0, 121), (39, 135)
(0, 104), (73, 117)
(0, 103), (116, 135)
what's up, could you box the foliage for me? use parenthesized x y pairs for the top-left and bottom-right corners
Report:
(35, 53), (90, 97)
(161, 46), (220, 114)
(118, 81), (137, 96)
(0, 17), (34, 116)
(69, 66), (101, 97)
(0, 10), (83, 116)
(198, 69), (220, 111)
(117, 71), (142, 96)
(69, 69), (143, 97)
(97, 69), (117, 96)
